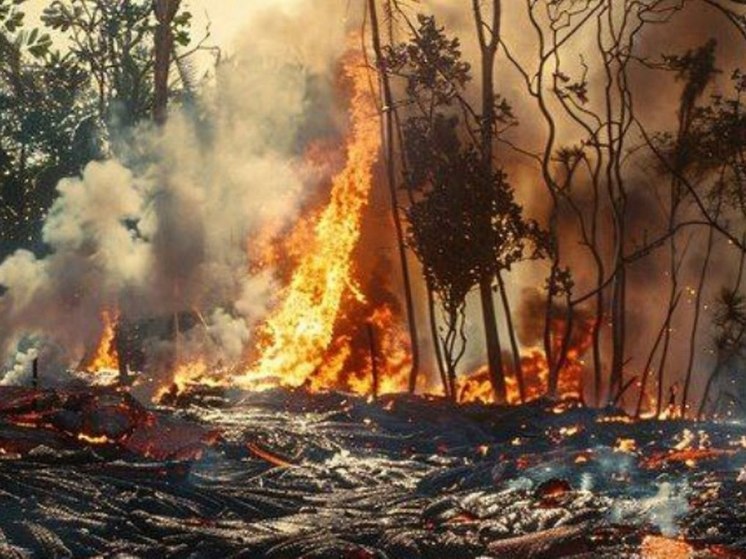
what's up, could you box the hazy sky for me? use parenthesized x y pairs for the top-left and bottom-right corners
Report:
(23, 0), (301, 52)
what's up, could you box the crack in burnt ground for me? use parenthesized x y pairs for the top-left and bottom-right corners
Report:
(0, 387), (746, 558)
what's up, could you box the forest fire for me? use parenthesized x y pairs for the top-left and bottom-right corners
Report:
(155, 359), (228, 403)
(458, 317), (595, 405)
(1, 0), (745, 556)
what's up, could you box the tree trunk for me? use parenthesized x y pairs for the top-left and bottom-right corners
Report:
(480, 278), (506, 402)
(368, 0), (421, 393)
(680, 224), (715, 417)
(548, 301), (574, 399)
(427, 284), (450, 399)
(473, 0), (507, 403)
(635, 291), (682, 418)
(497, 272), (525, 402)
(153, 0), (181, 125)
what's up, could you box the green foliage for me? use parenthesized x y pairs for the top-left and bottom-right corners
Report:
(0, 0), (99, 254)
(1, 0), (196, 257)
(42, 0), (156, 127)
(386, 15), (543, 316)
(1, 0), (26, 34)
(404, 115), (543, 314)
(688, 70), (746, 215)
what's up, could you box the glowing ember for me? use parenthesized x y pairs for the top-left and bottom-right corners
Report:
(614, 438), (638, 454)
(235, 47), (382, 391)
(82, 309), (120, 372)
(641, 448), (735, 470)
(246, 442), (292, 468)
(156, 359), (226, 402)
(77, 433), (112, 445)
(641, 535), (694, 559)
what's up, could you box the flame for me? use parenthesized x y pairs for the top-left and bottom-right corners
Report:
(458, 316), (595, 405)
(83, 309), (120, 372)
(614, 438), (638, 454)
(235, 48), (382, 391)
(155, 359), (226, 402)
(342, 304), (411, 396)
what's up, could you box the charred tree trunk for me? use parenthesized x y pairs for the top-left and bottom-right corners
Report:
(427, 283), (450, 399)
(680, 221), (716, 417)
(548, 300), (574, 399)
(480, 280), (506, 402)
(498, 273), (525, 403)
(635, 291), (682, 418)
(31, 358), (38, 389)
(153, 0), (181, 126)
(698, 238), (746, 419)
(368, 0), (421, 394)
(655, 40), (716, 416)
(473, 0), (507, 404)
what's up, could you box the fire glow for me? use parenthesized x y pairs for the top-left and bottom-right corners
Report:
(82, 309), (121, 373)
(234, 50), (388, 393)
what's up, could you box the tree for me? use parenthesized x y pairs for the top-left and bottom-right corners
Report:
(367, 0), (422, 393)
(41, 0), (192, 134)
(154, 0), (182, 125)
(1, 0), (93, 258)
(385, 14), (543, 401)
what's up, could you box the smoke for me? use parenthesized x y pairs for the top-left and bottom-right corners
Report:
(0, 0), (354, 383)
(1, 347), (38, 387)
(406, 1), (745, 403)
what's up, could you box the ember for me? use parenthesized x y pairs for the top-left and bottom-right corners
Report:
(641, 536), (694, 559)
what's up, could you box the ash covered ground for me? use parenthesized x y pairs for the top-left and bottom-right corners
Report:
(0, 385), (745, 558)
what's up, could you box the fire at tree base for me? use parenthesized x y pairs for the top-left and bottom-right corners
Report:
(0, 381), (745, 559)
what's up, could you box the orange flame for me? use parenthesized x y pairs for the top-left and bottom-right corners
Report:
(83, 309), (120, 372)
(155, 359), (227, 402)
(458, 317), (595, 405)
(235, 49), (381, 391)
(321, 303), (411, 396)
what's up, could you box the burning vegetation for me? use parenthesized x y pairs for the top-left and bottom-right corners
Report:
(0, 0), (746, 557)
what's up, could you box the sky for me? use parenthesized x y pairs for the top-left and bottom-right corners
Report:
(23, 0), (300, 53)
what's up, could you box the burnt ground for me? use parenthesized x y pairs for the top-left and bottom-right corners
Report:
(0, 386), (745, 558)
